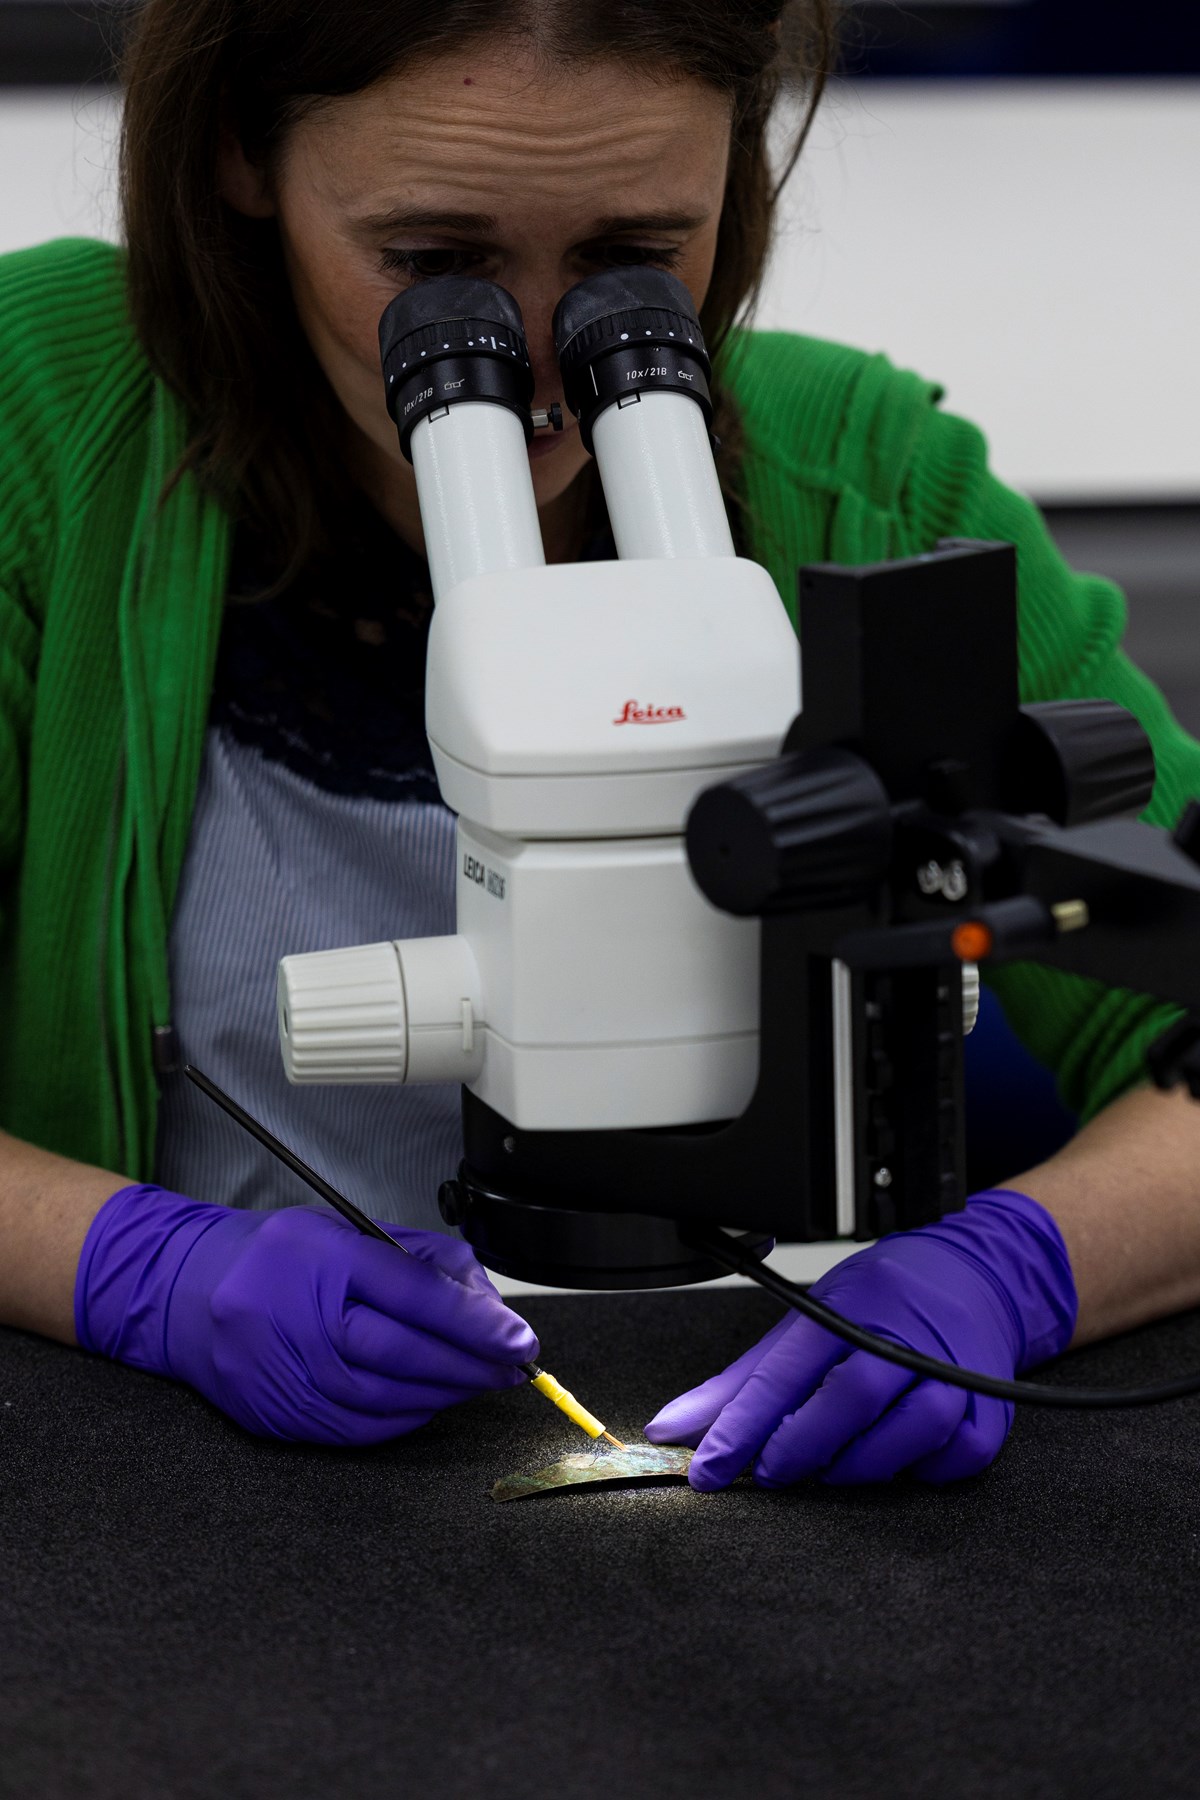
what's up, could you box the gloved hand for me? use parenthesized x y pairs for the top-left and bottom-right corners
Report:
(644, 1189), (1077, 1489)
(75, 1183), (539, 1445)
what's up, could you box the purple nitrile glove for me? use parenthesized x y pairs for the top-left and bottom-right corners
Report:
(644, 1189), (1077, 1490)
(75, 1184), (539, 1445)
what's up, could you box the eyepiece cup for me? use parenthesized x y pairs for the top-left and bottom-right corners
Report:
(379, 276), (534, 460)
(552, 269), (713, 454)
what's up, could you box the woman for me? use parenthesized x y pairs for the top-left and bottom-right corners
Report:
(1, 0), (1198, 1482)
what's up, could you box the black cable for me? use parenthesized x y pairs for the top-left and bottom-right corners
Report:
(689, 1227), (1200, 1409)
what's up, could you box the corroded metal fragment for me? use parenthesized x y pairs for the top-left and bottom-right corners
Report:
(491, 1444), (693, 1503)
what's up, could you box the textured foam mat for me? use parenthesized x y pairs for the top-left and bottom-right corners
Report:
(3, 1288), (1200, 1798)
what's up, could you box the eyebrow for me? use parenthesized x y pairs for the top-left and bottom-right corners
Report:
(352, 205), (710, 237)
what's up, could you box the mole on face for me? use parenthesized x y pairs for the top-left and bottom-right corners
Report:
(463, 76), (474, 85)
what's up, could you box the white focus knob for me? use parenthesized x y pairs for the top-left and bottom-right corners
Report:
(962, 962), (981, 1036)
(393, 935), (484, 1084)
(278, 936), (485, 1086)
(278, 942), (407, 1084)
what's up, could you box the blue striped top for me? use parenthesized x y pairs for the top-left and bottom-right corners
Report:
(154, 724), (463, 1231)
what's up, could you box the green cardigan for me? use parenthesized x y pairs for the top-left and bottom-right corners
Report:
(1, 237), (1195, 1179)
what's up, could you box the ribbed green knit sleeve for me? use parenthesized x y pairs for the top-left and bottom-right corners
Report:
(0, 257), (55, 901)
(896, 398), (1200, 1122)
(0, 583), (36, 914)
(0, 238), (133, 910)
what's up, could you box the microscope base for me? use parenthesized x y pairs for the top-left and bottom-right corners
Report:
(439, 1169), (772, 1291)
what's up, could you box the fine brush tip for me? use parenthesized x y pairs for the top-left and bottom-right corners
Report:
(602, 1431), (628, 1451)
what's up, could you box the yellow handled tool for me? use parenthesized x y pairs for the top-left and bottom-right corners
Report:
(524, 1364), (626, 1449)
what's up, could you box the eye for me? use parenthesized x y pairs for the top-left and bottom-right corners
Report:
(378, 246), (483, 282)
(590, 243), (684, 271)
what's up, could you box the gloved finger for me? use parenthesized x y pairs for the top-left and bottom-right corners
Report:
(337, 1304), (534, 1389)
(311, 1352), (525, 1418)
(752, 1349), (921, 1487)
(643, 1316), (794, 1446)
(319, 1409), (438, 1447)
(816, 1378), (968, 1486)
(909, 1397), (1014, 1485)
(379, 1225), (504, 1303)
(688, 1318), (851, 1490)
(261, 1406), (440, 1448)
(344, 1236), (540, 1363)
(210, 1356), (448, 1445)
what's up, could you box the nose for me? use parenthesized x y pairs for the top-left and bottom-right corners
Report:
(513, 284), (570, 418)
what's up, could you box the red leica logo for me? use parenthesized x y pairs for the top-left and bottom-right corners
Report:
(613, 700), (687, 725)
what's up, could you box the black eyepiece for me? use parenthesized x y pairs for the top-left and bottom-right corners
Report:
(379, 277), (534, 461)
(552, 269), (713, 453)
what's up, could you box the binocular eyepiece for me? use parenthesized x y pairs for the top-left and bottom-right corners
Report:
(379, 266), (734, 594)
(379, 267), (713, 462)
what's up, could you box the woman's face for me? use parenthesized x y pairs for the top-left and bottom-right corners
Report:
(222, 44), (732, 552)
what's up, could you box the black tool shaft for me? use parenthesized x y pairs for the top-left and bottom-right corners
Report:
(183, 1064), (402, 1247)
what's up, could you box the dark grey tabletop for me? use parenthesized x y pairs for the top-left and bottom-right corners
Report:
(3, 1287), (1200, 1799)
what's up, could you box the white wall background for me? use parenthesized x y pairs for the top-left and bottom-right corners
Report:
(0, 86), (121, 249)
(764, 80), (1200, 501)
(2, 78), (1198, 501)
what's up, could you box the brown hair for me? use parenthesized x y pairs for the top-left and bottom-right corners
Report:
(119, 0), (838, 585)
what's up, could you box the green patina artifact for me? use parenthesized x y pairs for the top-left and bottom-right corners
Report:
(491, 1444), (693, 1502)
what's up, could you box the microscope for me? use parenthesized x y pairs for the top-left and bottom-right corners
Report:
(276, 268), (1200, 1300)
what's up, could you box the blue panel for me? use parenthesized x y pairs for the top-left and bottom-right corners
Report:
(964, 985), (1077, 1192)
(848, 2), (1200, 78)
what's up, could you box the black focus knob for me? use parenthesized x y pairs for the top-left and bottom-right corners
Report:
(686, 748), (893, 918)
(1173, 799), (1200, 868)
(438, 1179), (469, 1229)
(378, 276), (534, 459)
(552, 269), (713, 453)
(1002, 699), (1156, 827)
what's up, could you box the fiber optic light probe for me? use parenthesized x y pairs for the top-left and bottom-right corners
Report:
(184, 1066), (625, 1450)
(275, 266), (1200, 1415)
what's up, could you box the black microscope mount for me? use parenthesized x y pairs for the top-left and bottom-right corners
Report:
(441, 540), (1200, 1289)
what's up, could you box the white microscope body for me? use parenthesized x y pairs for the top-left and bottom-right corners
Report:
(278, 285), (801, 1143)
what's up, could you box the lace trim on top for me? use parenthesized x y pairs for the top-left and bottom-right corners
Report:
(211, 492), (617, 803)
(213, 496), (441, 802)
